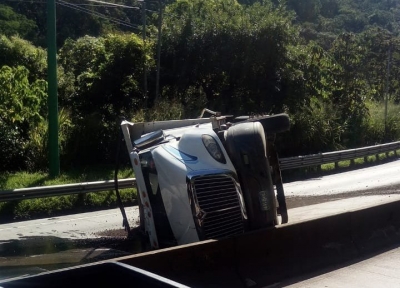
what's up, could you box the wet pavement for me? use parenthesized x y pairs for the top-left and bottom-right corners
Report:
(0, 207), (144, 280)
(0, 230), (146, 279)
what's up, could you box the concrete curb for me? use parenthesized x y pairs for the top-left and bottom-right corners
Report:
(115, 199), (400, 287)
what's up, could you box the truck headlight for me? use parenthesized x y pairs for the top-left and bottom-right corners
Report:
(202, 134), (226, 164)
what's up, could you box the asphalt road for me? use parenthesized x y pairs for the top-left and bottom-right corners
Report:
(2, 159), (399, 242)
(284, 159), (400, 209)
(284, 159), (400, 196)
(0, 206), (139, 241)
(0, 159), (400, 242)
(1, 159), (400, 280)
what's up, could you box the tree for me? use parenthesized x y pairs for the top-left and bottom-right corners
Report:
(58, 33), (154, 164)
(286, 0), (321, 22)
(359, 27), (393, 101)
(0, 4), (37, 39)
(0, 35), (47, 81)
(278, 41), (345, 155)
(5, 0), (142, 47)
(0, 66), (47, 171)
(320, 0), (339, 18)
(329, 32), (368, 146)
(161, 0), (297, 114)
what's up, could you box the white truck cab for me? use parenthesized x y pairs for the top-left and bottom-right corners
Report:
(121, 110), (289, 249)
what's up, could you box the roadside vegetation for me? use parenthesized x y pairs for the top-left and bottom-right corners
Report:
(1, 0), (400, 219)
(284, 149), (400, 181)
(0, 166), (136, 222)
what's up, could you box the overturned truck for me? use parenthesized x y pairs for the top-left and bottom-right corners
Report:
(121, 109), (290, 249)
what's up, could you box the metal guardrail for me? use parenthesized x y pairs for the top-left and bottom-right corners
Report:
(279, 141), (400, 170)
(0, 141), (399, 202)
(0, 178), (136, 202)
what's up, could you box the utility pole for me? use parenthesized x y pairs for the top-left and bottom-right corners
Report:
(384, 43), (392, 142)
(155, 0), (162, 100)
(47, 0), (59, 177)
(142, 0), (148, 107)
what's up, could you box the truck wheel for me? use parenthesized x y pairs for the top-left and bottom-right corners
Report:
(225, 122), (278, 229)
(241, 113), (290, 135)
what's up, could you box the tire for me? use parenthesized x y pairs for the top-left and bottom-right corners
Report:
(240, 113), (290, 135)
(225, 122), (278, 229)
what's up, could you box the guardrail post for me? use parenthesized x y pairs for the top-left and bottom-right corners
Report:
(350, 159), (355, 166)
(364, 156), (368, 163)
(376, 154), (380, 161)
(335, 162), (339, 169)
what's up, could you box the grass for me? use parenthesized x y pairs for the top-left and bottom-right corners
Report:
(0, 165), (137, 222)
(0, 165), (134, 189)
(283, 149), (400, 181)
(365, 100), (400, 142)
(321, 150), (399, 171)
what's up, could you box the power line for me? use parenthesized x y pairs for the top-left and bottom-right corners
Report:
(87, 0), (140, 9)
(69, 3), (134, 7)
(0, 0), (158, 15)
(3, 0), (158, 17)
(2, 0), (160, 28)
(57, 0), (141, 30)
(1, 0), (46, 3)
(85, 0), (157, 13)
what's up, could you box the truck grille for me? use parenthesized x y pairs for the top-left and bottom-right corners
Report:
(190, 174), (244, 239)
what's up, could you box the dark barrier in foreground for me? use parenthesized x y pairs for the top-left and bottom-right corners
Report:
(115, 199), (400, 287)
(0, 262), (189, 288)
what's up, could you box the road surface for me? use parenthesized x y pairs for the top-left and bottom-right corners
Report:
(0, 207), (139, 241)
(1, 159), (399, 242)
(284, 159), (400, 196)
(0, 159), (399, 280)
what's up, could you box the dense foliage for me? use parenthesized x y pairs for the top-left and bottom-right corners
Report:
(1, 0), (400, 171)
